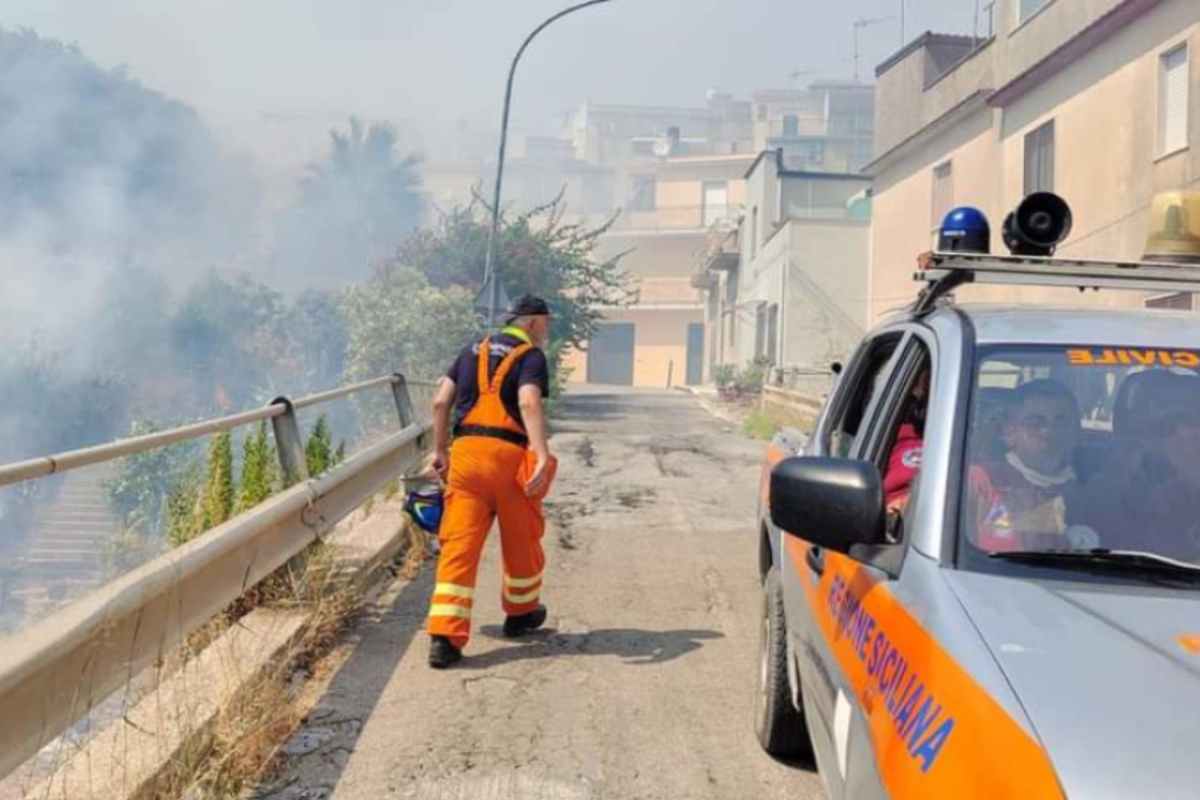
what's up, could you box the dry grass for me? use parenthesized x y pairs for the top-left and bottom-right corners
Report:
(146, 539), (361, 800)
(2, 476), (437, 800)
(142, 494), (429, 799)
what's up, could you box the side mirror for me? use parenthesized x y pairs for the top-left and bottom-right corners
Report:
(770, 457), (886, 555)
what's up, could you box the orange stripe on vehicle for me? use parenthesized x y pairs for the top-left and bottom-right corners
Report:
(762, 444), (789, 508)
(784, 537), (1063, 798)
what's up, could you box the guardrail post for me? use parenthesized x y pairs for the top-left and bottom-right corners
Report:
(390, 374), (415, 427)
(391, 374), (428, 449)
(269, 396), (309, 486)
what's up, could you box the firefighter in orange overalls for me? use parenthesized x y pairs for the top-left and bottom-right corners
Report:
(426, 295), (558, 668)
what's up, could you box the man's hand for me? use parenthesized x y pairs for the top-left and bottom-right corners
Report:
(525, 452), (553, 498)
(432, 448), (451, 483)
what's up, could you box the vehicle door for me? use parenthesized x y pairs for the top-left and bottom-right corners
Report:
(783, 330), (908, 777)
(807, 333), (936, 799)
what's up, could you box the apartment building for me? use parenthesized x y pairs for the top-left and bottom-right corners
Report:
(564, 151), (755, 387)
(694, 149), (871, 387)
(751, 81), (876, 173)
(868, 0), (1200, 321)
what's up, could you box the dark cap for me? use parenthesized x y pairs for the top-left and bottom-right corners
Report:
(505, 294), (550, 322)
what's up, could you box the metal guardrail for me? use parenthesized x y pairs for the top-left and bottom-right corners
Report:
(0, 373), (433, 779)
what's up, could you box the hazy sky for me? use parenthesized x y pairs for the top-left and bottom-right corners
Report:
(3, 0), (982, 166)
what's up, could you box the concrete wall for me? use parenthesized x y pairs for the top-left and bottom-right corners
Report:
(783, 220), (870, 367)
(732, 216), (869, 370)
(565, 308), (702, 388)
(870, 0), (1200, 322)
(597, 232), (706, 279)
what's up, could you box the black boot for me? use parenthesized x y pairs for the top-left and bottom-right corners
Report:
(429, 635), (463, 669)
(503, 605), (548, 638)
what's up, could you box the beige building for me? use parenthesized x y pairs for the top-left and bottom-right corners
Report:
(867, 0), (1200, 322)
(563, 152), (755, 387)
(694, 150), (872, 388)
(751, 82), (876, 173)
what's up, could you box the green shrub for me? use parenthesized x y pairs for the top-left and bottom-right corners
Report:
(713, 364), (737, 390)
(735, 357), (773, 396)
(166, 472), (202, 547)
(742, 409), (782, 441)
(105, 419), (201, 536)
(201, 431), (235, 531)
(305, 415), (333, 477)
(236, 422), (276, 513)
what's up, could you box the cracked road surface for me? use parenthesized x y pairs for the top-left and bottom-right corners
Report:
(252, 387), (826, 800)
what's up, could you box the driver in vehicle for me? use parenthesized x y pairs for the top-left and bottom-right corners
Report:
(966, 379), (1084, 552)
(1073, 375), (1200, 562)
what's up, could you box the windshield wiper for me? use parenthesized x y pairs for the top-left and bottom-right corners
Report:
(988, 548), (1200, 582)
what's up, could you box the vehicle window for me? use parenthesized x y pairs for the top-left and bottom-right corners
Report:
(824, 334), (903, 458)
(960, 345), (1200, 566)
(878, 342), (932, 539)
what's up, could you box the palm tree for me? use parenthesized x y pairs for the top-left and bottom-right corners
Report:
(280, 117), (424, 284)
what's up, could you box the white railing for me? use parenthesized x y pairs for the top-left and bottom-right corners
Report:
(0, 374), (432, 779)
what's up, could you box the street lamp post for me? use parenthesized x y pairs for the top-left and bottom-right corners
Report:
(482, 0), (614, 326)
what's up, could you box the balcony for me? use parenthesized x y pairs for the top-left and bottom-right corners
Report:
(613, 204), (737, 232)
(702, 226), (740, 273)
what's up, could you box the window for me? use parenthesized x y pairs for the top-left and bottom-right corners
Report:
(702, 181), (728, 226)
(1160, 44), (1190, 156)
(767, 304), (779, 364)
(797, 140), (825, 166)
(750, 206), (759, 259)
(754, 305), (766, 360)
(630, 175), (656, 211)
(757, 104), (767, 122)
(876, 341), (932, 535)
(782, 114), (799, 137)
(1024, 120), (1055, 194)
(1017, 0), (1050, 24)
(724, 272), (739, 350)
(960, 345), (1200, 570)
(824, 333), (904, 458)
(931, 161), (954, 229)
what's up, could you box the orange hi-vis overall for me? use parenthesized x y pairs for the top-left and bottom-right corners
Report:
(427, 333), (557, 649)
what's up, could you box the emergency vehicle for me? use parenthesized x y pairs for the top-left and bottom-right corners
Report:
(755, 193), (1200, 799)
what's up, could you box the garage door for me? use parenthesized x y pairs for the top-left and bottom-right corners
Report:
(587, 323), (635, 386)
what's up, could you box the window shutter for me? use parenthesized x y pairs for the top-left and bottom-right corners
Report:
(1023, 121), (1055, 194)
(1162, 46), (1190, 155)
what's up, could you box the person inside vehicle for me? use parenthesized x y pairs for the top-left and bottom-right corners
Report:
(883, 366), (929, 514)
(966, 379), (1084, 552)
(969, 387), (1016, 463)
(1074, 374), (1200, 562)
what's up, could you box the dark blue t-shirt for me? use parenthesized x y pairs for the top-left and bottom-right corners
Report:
(445, 332), (549, 430)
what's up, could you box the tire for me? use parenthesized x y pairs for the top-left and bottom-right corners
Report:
(755, 566), (811, 757)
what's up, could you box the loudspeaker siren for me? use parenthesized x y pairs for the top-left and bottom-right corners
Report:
(1002, 192), (1073, 257)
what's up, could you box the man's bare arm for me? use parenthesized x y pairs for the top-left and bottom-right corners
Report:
(519, 384), (553, 496)
(431, 377), (456, 480)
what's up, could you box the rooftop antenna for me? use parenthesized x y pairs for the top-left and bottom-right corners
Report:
(852, 16), (893, 82)
(789, 68), (814, 86)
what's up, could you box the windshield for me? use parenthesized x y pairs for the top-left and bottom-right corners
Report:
(960, 345), (1200, 569)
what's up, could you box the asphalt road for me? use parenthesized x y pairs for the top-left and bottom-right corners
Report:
(252, 387), (827, 800)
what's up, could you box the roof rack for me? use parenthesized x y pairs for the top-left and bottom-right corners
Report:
(912, 251), (1200, 314)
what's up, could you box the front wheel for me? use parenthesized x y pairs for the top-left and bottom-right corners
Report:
(755, 566), (811, 757)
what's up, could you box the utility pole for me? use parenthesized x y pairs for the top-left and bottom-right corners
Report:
(482, 0), (614, 327)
